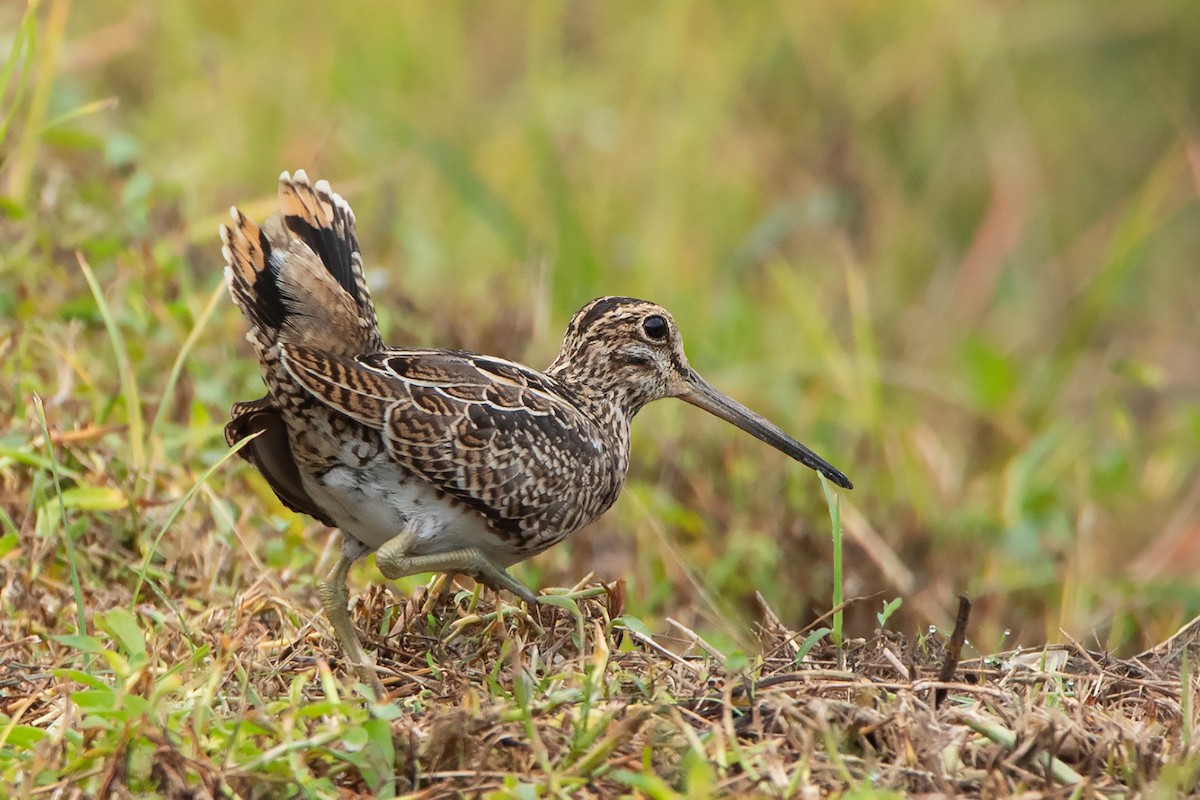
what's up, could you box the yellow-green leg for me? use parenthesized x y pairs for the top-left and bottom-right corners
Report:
(318, 554), (385, 698)
(375, 530), (539, 604)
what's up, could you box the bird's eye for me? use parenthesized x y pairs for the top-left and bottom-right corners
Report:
(642, 314), (669, 341)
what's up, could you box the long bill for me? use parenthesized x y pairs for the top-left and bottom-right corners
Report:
(680, 372), (853, 490)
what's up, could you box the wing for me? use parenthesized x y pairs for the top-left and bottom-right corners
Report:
(225, 395), (336, 526)
(278, 345), (622, 540)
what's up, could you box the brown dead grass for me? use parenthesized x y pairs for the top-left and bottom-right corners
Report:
(4, 560), (1199, 797)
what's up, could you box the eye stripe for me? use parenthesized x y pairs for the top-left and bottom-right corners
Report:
(615, 353), (653, 368)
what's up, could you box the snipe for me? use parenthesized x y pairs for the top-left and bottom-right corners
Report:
(222, 171), (852, 695)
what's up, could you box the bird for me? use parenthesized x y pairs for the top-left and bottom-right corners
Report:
(221, 170), (852, 694)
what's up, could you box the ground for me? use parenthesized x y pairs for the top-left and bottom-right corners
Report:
(3, 1), (1200, 797)
(5, 567), (1199, 796)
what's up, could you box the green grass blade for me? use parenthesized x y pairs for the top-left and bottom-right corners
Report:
(40, 96), (119, 132)
(5, 0), (68, 202)
(143, 278), (227, 491)
(130, 434), (253, 608)
(32, 393), (86, 636)
(821, 475), (844, 648)
(0, 1), (37, 149)
(77, 252), (146, 477)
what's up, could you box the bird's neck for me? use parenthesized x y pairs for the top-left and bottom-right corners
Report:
(543, 361), (637, 517)
(545, 359), (651, 424)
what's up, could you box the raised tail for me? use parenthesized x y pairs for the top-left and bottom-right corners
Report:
(222, 171), (384, 518)
(221, 170), (383, 359)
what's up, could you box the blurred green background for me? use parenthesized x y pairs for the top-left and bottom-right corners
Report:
(4, 0), (1200, 655)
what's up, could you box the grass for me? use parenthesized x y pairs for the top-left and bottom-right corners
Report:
(2, 0), (1200, 795)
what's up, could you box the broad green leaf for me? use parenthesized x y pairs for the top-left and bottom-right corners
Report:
(71, 689), (118, 711)
(342, 726), (369, 751)
(96, 608), (147, 664)
(370, 702), (403, 721)
(616, 616), (653, 637)
(59, 486), (127, 512)
(53, 634), (105, 654)
(55, 669), (110, 690)
(537, 594), (581, 614)
(3, 724), (47, 749)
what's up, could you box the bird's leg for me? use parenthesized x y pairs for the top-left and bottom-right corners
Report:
(317, 552), (384, 698)
(374, 531), (539, 604)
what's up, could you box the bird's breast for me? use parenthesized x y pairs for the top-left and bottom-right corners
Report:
(301, 461), (519, 565)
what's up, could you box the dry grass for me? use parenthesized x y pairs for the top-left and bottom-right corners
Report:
(4, 1), (1200, 796)
(5, 559), (1199, 796)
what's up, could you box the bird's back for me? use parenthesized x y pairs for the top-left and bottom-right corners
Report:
(222, 172), (631, 560)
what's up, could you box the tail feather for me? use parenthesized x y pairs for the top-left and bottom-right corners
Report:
(278, 170), (381, 344)
(221, 208), (286, 338)
(221, 171), (384, 359)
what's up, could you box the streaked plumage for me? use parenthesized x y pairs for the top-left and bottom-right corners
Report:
(222, 170), (851, 694)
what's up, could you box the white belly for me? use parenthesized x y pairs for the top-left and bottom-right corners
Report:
(301, 461), (519, 566)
